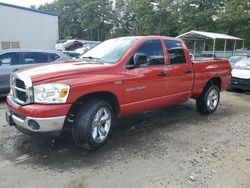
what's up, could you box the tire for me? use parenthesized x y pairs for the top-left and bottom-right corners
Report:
(72, 99), (113, 150)
(196, 85), (220, 115)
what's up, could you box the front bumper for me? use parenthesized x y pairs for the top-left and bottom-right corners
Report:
(6, 110), (66, 137)
(6, 96), (70, 137)
(229, 77), (250, 91)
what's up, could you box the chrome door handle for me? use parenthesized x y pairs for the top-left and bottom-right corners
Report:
(157, 72), (167, 77)
(184, 69), (192, 73)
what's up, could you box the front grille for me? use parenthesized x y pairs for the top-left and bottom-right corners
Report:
(10, 74), (31, 105)
(16, 79), (25, 89)
(16, 89), (27, 102)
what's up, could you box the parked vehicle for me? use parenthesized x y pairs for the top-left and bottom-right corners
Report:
(0, 49), (71, 96)
(56, 40), (100, 54)
(6, 36), (231, 150)
(228, 55), (249, 66)
(229, 59), (250, 91)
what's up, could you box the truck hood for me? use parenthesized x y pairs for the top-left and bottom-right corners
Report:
(232, 69), (250, 79)
(18, 60), (112, 83)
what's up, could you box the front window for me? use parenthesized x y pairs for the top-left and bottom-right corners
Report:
(232, 59), (250, 70)
(0, 52), (20, 65)
(80, 38), (138, 64)
(133, 40), (164, 66)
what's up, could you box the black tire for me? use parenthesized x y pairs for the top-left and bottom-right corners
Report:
(72, 99), (113, 150)
(196, 85), (220, 115)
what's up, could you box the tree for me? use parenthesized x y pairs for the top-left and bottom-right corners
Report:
(38, 0), (250, 47)
(178, 0), (224, 33)
(39, 0), (114, 40)
(219, 0), (250, 47)
(80, 0), (114, 41)
(39, 0), (86, 39)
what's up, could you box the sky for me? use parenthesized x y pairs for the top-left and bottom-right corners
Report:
(0, 0), (54, 7)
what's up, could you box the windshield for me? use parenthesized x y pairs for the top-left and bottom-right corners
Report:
(232, 59), (250, 69)
(80, 38), (138, 64)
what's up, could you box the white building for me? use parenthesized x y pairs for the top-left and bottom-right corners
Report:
(0, 2), (59, 50)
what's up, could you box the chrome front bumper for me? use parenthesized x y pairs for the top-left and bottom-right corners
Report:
(6, 110), (66, 137)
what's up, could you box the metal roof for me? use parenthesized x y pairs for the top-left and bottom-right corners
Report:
(177, 30), (244, 41)
(0, 2), (58, 17)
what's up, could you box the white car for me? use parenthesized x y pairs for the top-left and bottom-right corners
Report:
(55, 40), (101, 55)
(229, 59), (250, 91)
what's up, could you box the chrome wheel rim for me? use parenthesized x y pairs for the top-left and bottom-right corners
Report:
(207, 89), (219, 111)
(91, 107), (111, 143)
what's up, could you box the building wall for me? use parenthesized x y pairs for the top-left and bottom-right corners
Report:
(0, 5), (58, 50)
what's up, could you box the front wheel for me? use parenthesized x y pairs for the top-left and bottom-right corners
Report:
(72, 99), (113, 150)
(196, 85), (220, 114)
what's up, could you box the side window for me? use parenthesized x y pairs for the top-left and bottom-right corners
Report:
(23, 52), (49, 64)
(49, 53), (60, 62)
(134, 40), (164, 66)
(165, 40), (187, 65)
(0, 52), (20, 65)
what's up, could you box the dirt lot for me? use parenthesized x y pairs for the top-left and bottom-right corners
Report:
(0, 91), (249, 188)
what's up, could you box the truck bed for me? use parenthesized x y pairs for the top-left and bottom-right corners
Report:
(191, 58), (232, 98)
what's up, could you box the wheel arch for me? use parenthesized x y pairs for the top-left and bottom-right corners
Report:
(204, 77), (222, 91)
(67, 91), (120, 119)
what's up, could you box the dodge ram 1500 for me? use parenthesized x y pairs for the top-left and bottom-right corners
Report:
(6, 36), (232, 150)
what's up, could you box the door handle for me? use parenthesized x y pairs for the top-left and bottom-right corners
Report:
(184, 69), (192, 73)
(157, 72), (167, 77)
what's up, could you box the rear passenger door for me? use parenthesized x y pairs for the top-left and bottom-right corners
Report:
(23, 52), (49, 65)
(164, 40), (194, 98)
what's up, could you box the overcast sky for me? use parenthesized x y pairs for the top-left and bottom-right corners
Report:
(0, 0), (54, 7)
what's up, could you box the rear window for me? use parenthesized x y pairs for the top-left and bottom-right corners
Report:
(165, 40), (187, 65)
(23, 52), (49, 64)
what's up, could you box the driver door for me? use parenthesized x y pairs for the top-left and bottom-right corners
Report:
(122, 39), (168, 105)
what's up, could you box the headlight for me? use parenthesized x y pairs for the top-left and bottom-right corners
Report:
(33, 83), (70, 104)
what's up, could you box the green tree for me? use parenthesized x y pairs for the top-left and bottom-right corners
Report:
(80, 0), (114, 41)
(113, 0), (155, 36)
(219, 0), (250, 47)
(178, 0), (224, 33)
(39, 0), (114, 40)
(38, 0), (250, 47)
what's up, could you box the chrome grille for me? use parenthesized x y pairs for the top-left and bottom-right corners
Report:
(16, 89), (27, 102)
(16, 79), (25, 89)
(10, 73), (33, 105)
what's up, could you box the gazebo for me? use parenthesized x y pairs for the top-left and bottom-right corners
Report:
(177, 30), (245, 58)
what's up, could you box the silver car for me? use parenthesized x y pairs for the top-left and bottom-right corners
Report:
(0, 49), (71, 96)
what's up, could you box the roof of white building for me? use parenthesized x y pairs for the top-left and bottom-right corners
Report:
(0, 2), (58, 17)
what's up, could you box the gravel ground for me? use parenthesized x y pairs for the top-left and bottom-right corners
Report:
(0, 91), (249, 188)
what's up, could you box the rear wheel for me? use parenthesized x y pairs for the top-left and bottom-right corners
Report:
(196, 85), (220, 114)
(72, 99), (113, 150)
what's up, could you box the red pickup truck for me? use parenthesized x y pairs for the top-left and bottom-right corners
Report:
(6, 36), (231, 150)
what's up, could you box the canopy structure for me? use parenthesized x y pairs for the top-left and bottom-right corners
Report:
(177, 30), (245, 58)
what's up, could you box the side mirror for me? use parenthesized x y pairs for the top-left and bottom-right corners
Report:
(126, 53), (148, 69)
(134, 53), (147, 66)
